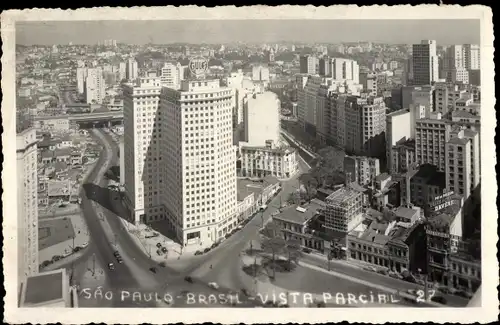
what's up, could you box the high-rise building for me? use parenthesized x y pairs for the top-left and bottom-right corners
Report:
(225, 70), (246, 126)
(251, 65), (270, 82)
(443, 45), (469, 84)
(126, 58), (139, 81)
(161, 79), (237, 246)
(463, 44), (480, 70)
(330, 58), (360, 84)
(360, 72), (378, 96)
(299, 55), (319, 75)
(158, 62), (184, 90)
(76, 67), (88, 94)
(412, 40), (439, 85)
(17, 127), (39, 284)
(84, 68), (105, 104)
(415, 115), (451, 172)
(386, 109), (412, 172)
(344, 95), (387, 157)
(445, 131), (472, 200)
(122, 77), (163, 224)
(243, 92), (280, 147)
(118, 62), (127, 81)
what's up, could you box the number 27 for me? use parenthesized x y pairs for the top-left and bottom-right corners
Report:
(416, 290), (436, 302)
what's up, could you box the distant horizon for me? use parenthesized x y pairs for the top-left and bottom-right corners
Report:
(16, 20), (480, 46)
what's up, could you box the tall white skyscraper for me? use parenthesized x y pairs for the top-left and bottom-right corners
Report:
(122, 77), (163, 224)
(463, 44), (480, 70)
(161, 79), (237, 246)
(85, 68), (105, 104)
(76, 67), (88, 94)
(443, 45), (469, 84)
(330, 58), (360, 84)
(118, 61), (127, 81)
(412, 40), (439, 85)
(158, 62), (184, 90)
(126, 58), (139, 81)
(252, 65), (270, 82)
(17, 127), (38, 283)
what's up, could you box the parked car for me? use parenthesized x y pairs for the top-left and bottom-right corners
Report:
(203, 247), (211, 253)
(236, 225), (244, 230)
(184, 276), (193, 283)
(363, 266), (377, 272)
(161, 247), (168, 253)
(156, 243), (162, 248)
(241, 288), (249, 296)
(149, 267), (157, 273)
(116, 256), (123, 264)
(108, 263), (115, 270)
(431, 295), (447, 304)
(210, 243), (218, 249)
(158, 261), (166, 267)
(302, 248), (312, 254)
(194, 250), (203, 255)
(225, 233), (231, 239)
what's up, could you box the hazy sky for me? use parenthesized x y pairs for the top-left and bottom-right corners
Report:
(16, 20), (480, 46)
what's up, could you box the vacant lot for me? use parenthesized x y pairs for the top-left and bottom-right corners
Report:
(38, 217), (75, 250)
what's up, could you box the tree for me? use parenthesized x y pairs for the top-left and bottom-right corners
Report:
(298, 173), (318, 200)
(285, 238), (302, 268)
(261, 221), (286, 279)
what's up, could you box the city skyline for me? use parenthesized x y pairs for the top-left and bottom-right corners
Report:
(16, 19), (480, 46)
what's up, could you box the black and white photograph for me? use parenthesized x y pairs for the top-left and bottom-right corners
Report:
(2, 5), (497, 324)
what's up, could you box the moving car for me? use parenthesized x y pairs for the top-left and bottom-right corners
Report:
(208, 282), (219, 289)
(108, 263), (115, 270)
(184, 276), (193, 283)
(194, 250), (203, 255)
(302, 248), (312, 253)
(149, 267), (157, 273)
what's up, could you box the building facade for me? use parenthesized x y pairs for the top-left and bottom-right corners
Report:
(343, 155), (381, 186)
(84, 68), (105, 104)
(415, 117), (451, 172)
(239, 145), (298, 179)
(412, 40), (439, 86)
(17, 127), (39, 283)
(161, 79), (237, 246)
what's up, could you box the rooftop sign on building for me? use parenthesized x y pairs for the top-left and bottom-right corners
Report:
(188, 56), (208, 78)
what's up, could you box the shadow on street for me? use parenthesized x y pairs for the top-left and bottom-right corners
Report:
(83, 183), (121, 216)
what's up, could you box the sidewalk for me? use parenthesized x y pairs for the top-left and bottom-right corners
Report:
(239, 254), (412, 308)
(118, 218), (200, 265)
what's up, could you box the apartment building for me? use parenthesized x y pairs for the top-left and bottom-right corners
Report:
(84, 68), (105, 104)
(126, 58), (139, 81)
(252, 65), (270, 82)
(360, 72), (378, 96)
(463, 44), (480, 70)
(158, 62), (184, 90)
(161, 79), (237, 246)
(17, 127), (39, 283)
(299, 55), (319, 75)
(386, 109), (412, 172)
(415, 116), (451, 172)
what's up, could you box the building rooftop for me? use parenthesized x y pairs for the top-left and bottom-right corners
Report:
(393, 206), (418, 221)
(237, 178), (277, 202)
(375, 173), (391, 182)
(387, 109), (410, 117)
(427, 203), (461, 231)
(20, 269), (71, 307)
(274, 199), (326, 225)
(452, 110), (478, 119)
(326, 187), (362, 206)
(448, 136), (469, 146)
(241, 145), (296, 155)
(47, 180), (70, 196)
(413, 164), (446, 188)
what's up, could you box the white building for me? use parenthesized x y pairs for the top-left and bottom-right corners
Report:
(252, 65), (270, 82)
(300, 55), (319, 75)
(17, 127), (39, 284)
(412, 40), (439, 86)
(463, 44), (480, 70)
(243, 92), (280, 147)
(84, 68), (105, 104)
(118, 62), (127, 81)
(386, 109), (412, 172)
(443, 45), (469, 84)
(158, 62), (184, 90)
(76, 67), (88, 94)
(126, 58), (139, 81)
(122, 76), (163, 225)
(225, 70), (246, 126)
(161, 79), (237, 246)
(330, 58), (360, 84)
(239, 145), (298, 179)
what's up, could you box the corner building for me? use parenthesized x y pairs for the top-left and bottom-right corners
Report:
(161, 79), (237, 247)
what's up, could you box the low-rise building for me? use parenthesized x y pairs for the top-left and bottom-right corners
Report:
(449, 249), (481, 295)
(236, 176), (281, 221)
(239, 144), (298, 180)
(273, 199), (327, 251)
